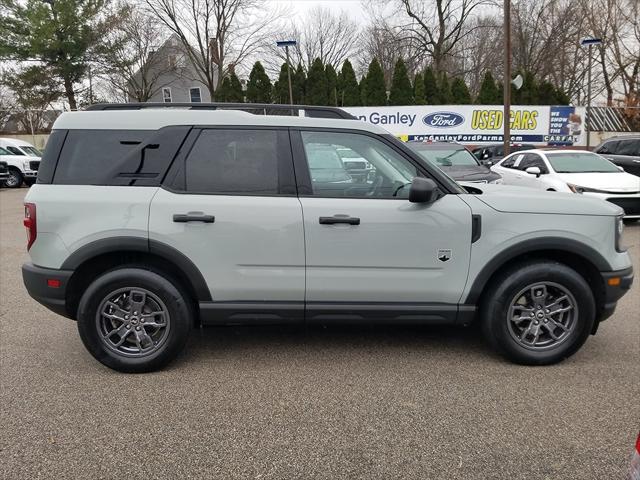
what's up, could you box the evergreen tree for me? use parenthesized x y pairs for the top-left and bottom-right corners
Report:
(274, 62), (291, 103)
(512, 71), (536, 105)
(338, 59), (360, 106)
(438, 72), (452, 104)
(477, 71), (501, 104)
(423, 67), (439, 104)
(227, 73), (244, 102)
(537, 80), (556, 105)
(246, 61), (271, 103)
(292, 64), (306, 104)
(363, 58), (387, 106)
(388, 58), (413, 105)
(554, 86), (570, 105)
(214, 73), (244, 102)
(325, 64), (338, 106)
(413, 72), (426, 105)
(306, 58), (328, 105)
(214, 77), (232, 102)
(0, 0), (116, 110)
(359, 76), (367, 105)
(451, 77), (472, 104)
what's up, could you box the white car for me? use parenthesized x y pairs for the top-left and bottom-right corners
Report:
(492, 149), (640, 219)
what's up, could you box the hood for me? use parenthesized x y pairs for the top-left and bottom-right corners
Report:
(555, 172), (640, 193)
(442, 165), (500, 182)
(460, 183), (623, 216)
(0, 153), (40, 162)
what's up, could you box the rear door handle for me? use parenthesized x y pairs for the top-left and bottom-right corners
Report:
(173, 213), (215, 223)
(319, 215), (360, 225)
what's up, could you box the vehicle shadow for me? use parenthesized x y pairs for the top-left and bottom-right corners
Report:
(173, 322), (498, 369)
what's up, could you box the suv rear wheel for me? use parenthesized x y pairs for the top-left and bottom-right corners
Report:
(481, 261), (595, 365)
(77, 268), (192, 372)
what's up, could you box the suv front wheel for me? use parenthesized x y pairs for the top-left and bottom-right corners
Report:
(481, 261), (595, 365)
(77, 268), (192, 372)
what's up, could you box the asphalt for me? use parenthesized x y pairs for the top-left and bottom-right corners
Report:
(1, 187), (638, 480)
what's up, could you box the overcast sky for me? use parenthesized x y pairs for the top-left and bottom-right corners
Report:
(271, 0), (368, 20)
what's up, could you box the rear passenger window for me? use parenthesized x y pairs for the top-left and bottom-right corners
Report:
(183, 129), (291, 195)
(617, 140), (640, 156)
(53, 130), (152, 184)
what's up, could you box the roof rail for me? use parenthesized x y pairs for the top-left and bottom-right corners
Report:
(85, 102), (357, 120)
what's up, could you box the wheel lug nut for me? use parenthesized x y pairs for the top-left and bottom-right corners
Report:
(545, 309), (550, 313)
(135, 326), (141, 331)
(126, 325), (131, 329)
(125, 315), (129, 319)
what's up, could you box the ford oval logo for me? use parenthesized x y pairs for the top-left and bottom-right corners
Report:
(422, 112), (465, 128)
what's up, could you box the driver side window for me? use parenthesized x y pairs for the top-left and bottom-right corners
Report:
(301, 131), (419, 198)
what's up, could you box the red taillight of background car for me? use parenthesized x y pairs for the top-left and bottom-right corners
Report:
(23, 202), (36, 250)
(630, 432), (640, 480)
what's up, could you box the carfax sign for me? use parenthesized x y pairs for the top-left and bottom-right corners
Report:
(343, 105), (585, 145)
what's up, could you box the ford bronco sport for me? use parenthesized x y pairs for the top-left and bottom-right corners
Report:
(22, 104), (634, 372)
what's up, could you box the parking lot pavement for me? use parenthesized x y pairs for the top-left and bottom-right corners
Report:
(1, 187), (639, 480)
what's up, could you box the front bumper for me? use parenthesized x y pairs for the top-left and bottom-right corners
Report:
(584, 192), (640, 219)
(598, 266), (634, 321)
(22, 263), (74, 318)
(23, 170), (38, 178)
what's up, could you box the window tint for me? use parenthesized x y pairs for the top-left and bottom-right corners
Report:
(518, 154), (548, 173)
(0, 146), (13, 155)
(597, 141), (619, 154)
(501, 154), (519, 168)
(53, 130), (152, 184)
(184, 129), (288, 195)
(301, 131), (419, 198)
(617, 139), (640, 156)
(6, 146), (24, 155)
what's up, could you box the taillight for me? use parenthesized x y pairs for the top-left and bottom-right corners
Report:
(24, 203), (36, 250)
(636, 432), (640, 454)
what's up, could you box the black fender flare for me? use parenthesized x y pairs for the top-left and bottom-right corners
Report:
(464, 236), (611, 305)
(61, 236), (212, 301)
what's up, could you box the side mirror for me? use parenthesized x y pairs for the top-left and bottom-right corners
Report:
(482, 153), (489, 159)
(482, 160), (493, 166)
(525, 166), (542, 177)
(409, 177), (438, 203)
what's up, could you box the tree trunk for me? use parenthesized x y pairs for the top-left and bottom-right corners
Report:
(63, 76), (77, 110)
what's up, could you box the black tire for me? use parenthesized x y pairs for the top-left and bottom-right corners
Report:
(4, 168), (23, 188)
(24, 178), (36, 187)
(481, 260), (595, 365)
(77, 268), (192, 373)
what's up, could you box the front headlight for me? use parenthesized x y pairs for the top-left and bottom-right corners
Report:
(615, 215), (625, 252)
(567, 183), (608, 194)
(23, 161), (31, 171)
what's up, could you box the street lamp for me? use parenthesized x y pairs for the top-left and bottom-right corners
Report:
(276, 40), (297, 105)
(503, 0), (512, 156)
(580, 37), (603, 150)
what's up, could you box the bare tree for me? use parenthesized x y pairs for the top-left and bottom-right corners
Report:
(144, 0), (279, 97)
(265, 6), (360, 73)
(393, 0), (492, 75)
(607, 0), (639, 104)
(97, 5), (174, 102)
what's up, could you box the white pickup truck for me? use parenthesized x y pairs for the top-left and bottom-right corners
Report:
(0, 145), (40, 188)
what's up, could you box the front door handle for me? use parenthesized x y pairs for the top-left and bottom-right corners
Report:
(319, 215), (360, 225)
(173, 213), (215, 223)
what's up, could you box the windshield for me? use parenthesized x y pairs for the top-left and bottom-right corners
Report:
(408, 145), (480, 167)
(22, 146), (42, 156)
(547, 152), (620, 173)
(0, 147), (14, 155)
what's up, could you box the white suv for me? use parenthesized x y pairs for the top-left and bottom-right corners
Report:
(22, 104), (634, 372)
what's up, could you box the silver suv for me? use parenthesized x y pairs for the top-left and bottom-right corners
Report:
(22, 104), (634, 372)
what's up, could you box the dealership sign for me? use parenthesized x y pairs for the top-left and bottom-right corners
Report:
(343, 105), (586, 145)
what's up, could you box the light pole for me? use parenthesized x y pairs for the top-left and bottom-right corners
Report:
(503, 0), (511, 157)
(580, 37), (603, 150)
(276, 40), (296, 105)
